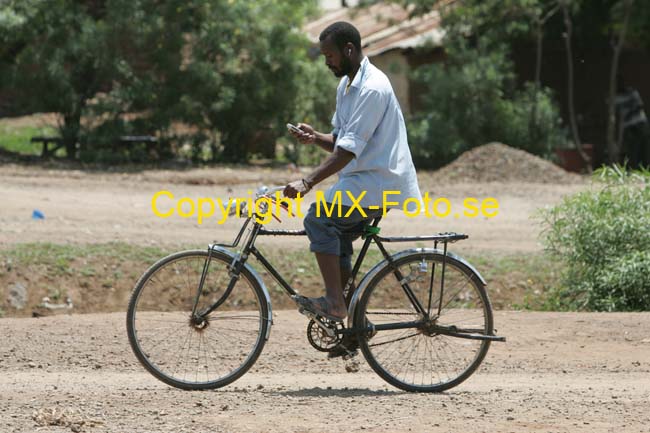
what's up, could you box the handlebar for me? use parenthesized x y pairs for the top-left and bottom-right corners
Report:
(255, 185), (286, 198)
(227, 185), (288, 217)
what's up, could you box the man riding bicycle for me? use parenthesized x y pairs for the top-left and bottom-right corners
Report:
(283, 21), (422, 356)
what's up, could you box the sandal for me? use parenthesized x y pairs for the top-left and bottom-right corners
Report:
(292, 295), (345, 323)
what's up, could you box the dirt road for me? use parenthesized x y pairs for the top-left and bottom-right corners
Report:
(1, 310), (649, 432)
(0, 164), (588, 253)
(3, 162), (642, 433)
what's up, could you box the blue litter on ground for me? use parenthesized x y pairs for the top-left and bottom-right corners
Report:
(32, 209), (45, 220)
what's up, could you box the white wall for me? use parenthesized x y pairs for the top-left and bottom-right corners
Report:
(319, 0), (359, 11)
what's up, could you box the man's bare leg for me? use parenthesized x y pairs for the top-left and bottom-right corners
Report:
(314, 252), (347, 319)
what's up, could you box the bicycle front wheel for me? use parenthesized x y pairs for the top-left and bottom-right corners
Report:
(126, 249), (270, 390)
(355, 251), (493, 392)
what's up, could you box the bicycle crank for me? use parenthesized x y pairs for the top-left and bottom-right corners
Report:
(298, 308), (337, 338)
(307, 319), (341, 352)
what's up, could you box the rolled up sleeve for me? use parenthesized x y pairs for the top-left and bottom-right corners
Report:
(335, 89), (387, 158)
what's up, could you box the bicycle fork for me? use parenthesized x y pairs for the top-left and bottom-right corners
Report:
(192, 247), (245, 320)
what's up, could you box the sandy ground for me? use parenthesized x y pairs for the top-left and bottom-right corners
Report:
(0, 310), (649, 433)
(0, 164), (589, 253)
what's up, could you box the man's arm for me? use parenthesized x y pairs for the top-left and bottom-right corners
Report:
(289, 123), (337, 153)
(311, 132), (337, 153)
(283, 146), (354, 198)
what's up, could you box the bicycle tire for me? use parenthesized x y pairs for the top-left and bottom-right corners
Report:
(126, 249), (270, 390)
(354, 251), (493, 392)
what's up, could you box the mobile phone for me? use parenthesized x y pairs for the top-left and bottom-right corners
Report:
(286, 123), (303, 134)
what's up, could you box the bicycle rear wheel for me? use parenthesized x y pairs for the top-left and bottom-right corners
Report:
(126, 249), (270, 390)
(354, 251), (493, 392)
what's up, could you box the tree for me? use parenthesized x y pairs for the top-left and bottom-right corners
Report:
(402, 0), (566, 166)
(1, 0), (333, 163)
(559, 0), (590, 169)
(529, 2), (560, 143)
(392, 0), (650, 166)
(99, 0), (333, 163)
(174, 0), (332, 162)
(1, 0), (122, 158)
(408, 41), (565, 168)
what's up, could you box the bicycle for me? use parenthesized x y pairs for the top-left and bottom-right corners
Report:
(126, 186), (505, 393)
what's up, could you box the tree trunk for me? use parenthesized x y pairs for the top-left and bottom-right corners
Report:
(61, 112), (81, 160)
(530, 4), (560, 142)
(561, 0), (591, 171)
(606, 0), (634, 164)
(220, 131), (248, 163)
(529, 19), (543, 141)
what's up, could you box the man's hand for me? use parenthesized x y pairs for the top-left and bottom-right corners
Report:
(289, 123), (316, 144)
(284, 179), (310, 199)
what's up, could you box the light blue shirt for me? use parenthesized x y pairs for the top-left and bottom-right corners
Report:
(326, 56), (422, 212)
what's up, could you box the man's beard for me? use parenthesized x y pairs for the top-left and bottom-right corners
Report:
(333, 55), (353, 78)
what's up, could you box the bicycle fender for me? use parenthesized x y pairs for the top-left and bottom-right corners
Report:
(346, 248), (487, 329)
(210, 245), (273, 340)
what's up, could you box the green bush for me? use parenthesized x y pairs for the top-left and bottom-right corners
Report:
(540, 166), (650, 311)
(591, 251), (650, 311)
(408, 45), (566, 169)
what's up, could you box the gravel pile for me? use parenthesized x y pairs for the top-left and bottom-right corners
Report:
(433, 142), (583, 184)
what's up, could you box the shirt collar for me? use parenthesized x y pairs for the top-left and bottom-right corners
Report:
(347, 56), (369, 90)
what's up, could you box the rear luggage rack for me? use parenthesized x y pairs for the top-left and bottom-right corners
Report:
(377, 232), (468, 243)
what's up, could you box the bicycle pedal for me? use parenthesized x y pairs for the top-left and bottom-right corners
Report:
(342, 349), (358, 361)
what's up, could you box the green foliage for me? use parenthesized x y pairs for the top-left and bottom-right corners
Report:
(399, 0), (650, 167)
(624, 0), (650, 49)
(401, 0), (568, 168)
(1, 0), (125, 158)
(540, 166), (650, 311)
(282, 57), (335, 165)
(589, 251), (650, 311)
(0, 0), (332, 163)
(503, 84), (567, 155)
(169, 0), (332, 162)
(408, 44), (565, 168)
(92, 0), (333, 163)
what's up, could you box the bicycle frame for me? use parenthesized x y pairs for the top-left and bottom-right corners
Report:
(195, 210), (504, 343)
